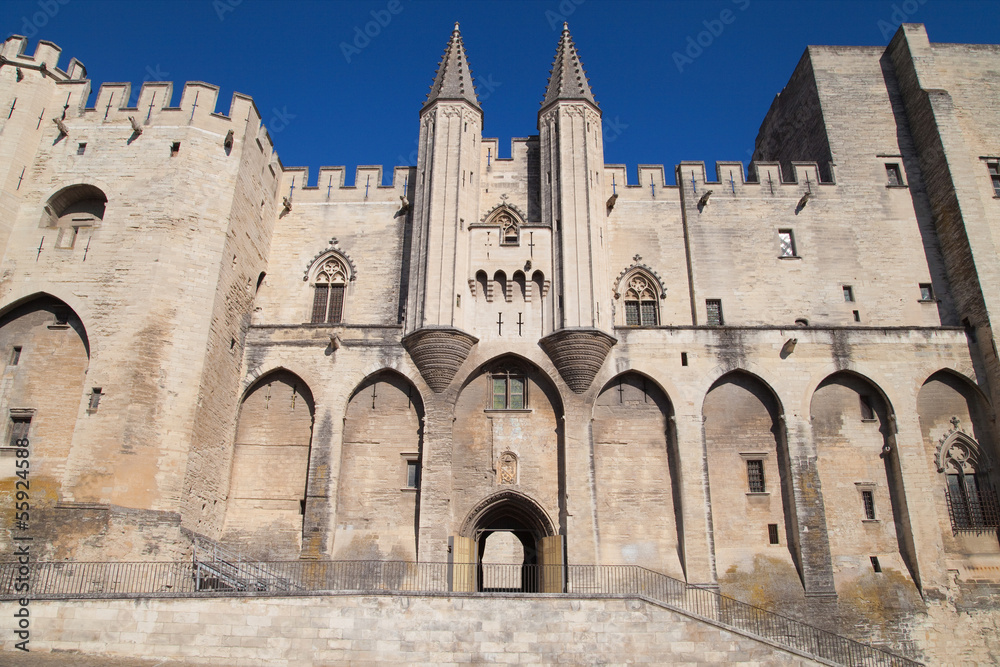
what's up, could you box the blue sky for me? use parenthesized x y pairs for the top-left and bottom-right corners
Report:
(4, 0), (1000, 185)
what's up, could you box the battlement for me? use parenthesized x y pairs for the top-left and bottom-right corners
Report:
(603, 160), (837, 198)
(0, 35), (86, 80)
(1, 37), (278, 165)
(279, 166), (416, 202)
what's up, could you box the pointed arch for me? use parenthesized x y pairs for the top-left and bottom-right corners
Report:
(703, 370), (803, 596)
(593, 371), (683, 577)
(918, 370), (1000, 538)
(335, 369), (424, 561)
(615, 266), (665, 327)
(0, 294), (90, 489)
(223, 368), (315, 558)
(306, 250), (352, 324)
(483, 204), (526, 246)
(811, 370), (920, 588)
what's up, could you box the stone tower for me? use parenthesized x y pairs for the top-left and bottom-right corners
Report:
(536, 24), (616, 394)
(403, 23), (482, 393)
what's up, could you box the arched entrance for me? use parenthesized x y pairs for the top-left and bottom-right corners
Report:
(451, 491), (563, 593)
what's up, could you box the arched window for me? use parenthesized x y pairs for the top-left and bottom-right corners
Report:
(498, 212), (519, 246)
(942, 437), (999, 532)
(490, 366), (526, 410)
(624, 274), (658, 326)
(311, 256), (347, 324)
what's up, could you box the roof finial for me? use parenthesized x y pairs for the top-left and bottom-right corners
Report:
(541, 21), (598, 111)
(424, 23), (482, 113)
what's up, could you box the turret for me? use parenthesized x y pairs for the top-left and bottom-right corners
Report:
(536, 24), (615, 393)
(403, 23), (483, 392)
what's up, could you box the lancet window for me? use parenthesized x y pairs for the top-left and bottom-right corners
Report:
(311, 256), (348, 324)
(624, 274), (659, 326)
(942, 436), (1000, 532)
(498, 213), (519, 245)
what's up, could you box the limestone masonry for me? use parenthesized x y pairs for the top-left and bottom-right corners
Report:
(1, 21), (999, 663)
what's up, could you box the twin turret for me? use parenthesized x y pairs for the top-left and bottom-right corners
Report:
(403, 22), (617, 396)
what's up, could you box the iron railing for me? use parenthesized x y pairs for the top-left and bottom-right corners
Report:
(946, 486), (1000, 534)
(0, 560), (921, 666)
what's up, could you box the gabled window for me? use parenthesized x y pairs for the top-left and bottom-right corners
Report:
(498, 212), (519, 246)
(311, 256), (348, 324)
(624, 274), (658, 326)
(490, 367), (526, 410)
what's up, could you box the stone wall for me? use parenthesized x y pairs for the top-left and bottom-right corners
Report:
(8, 594), (823, 666)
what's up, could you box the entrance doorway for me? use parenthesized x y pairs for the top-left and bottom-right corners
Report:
(451, 490), (563, 593)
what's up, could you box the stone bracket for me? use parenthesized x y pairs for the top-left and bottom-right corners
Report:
(402, 327), (478, 393)
(539, 328), (617, 393)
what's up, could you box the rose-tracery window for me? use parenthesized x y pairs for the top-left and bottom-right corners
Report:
(624, 274), (658, 326)
(942, 437), (1000, 532)
(498, 213), (519, 246)
(311, 257), (347, 324)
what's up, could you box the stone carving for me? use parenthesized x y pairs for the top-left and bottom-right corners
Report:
(499, 451), (517, 485)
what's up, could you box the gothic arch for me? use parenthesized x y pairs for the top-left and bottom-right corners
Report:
(811, 370), (920, 589)
(482, 203), (527, 247)
(302, 244), (357, 283)
(592, 371), (683, 577)
(0, 294), (90, 490)
(223, 368), (315, 558)
(334, 369), (425, 561)
(459, 489), (556, 539)
(305, 250), (353, 324)
(918, 370), (1000, 546)
(703, 370), (803, 595)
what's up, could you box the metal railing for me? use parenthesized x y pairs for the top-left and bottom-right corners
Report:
(0, 560), (921, 666)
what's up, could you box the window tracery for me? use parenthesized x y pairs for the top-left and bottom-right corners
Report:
(498, 212), (519, 245)
(940, 435), (999, 533)
(311, 256), (348, 324)
(624, 274), (658, 326)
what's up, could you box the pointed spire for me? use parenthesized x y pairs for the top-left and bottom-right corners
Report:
(541, 22), (598, 111)
(424, 22), (481, 112)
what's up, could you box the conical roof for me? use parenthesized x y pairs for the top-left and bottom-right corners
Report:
(424, 22), (481, 112)
(541, 22), (598, 111)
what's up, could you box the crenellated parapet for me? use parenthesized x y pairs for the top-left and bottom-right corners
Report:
(602, 159), (839, 206)
(0, 35), (86, 81)
(278, 165), (416, 204)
